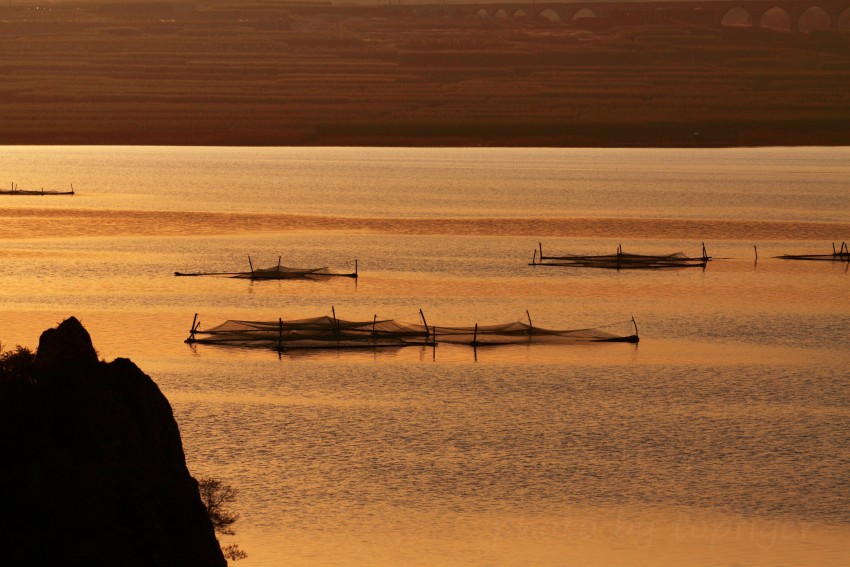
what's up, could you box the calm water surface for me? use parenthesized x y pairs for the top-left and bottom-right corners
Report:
(1, 146), (849, 566)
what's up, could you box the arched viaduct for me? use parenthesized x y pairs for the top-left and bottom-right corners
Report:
(397, 0), (850, 32)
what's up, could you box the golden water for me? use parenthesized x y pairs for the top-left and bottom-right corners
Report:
(1, 146), (848, 566)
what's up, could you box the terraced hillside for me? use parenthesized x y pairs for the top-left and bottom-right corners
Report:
(1, 1), (849, 146)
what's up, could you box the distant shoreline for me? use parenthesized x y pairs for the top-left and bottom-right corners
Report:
(2, 1), (849, 148)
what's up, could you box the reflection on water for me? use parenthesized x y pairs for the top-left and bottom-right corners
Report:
(3, 146), (849, 222)
(163, 351), (850, 566)
(3, 207), (850, 241)
(1, 146), (849, 566)
(169, 356), (849, 522)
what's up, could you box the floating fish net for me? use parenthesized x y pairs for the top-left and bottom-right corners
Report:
(232, 265), (352, 279)
(431, 321), (637, 346)
(185, 314), (639, 351)
(776, 242), (849, 262)
(1, 182), (75, 196)
(174, 258), (358, 279)
(188, 316), (427, 349)
(532, 243), (710, 269)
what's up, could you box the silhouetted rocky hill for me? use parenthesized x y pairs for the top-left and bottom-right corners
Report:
(0, 317), (226, 566)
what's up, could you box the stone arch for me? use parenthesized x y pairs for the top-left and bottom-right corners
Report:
(572, 8), (598, 21)
(839, 7), (850, 30)
(760, 6), (792, 31)
(513, 9), (528, 19)
(721, 7), (753, 27)
(495, 8), (508, 19)
(475, 8), (489, 19)
(538, 8), (561, 22)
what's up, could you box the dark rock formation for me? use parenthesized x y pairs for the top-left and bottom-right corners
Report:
(0, 317), (227, 567)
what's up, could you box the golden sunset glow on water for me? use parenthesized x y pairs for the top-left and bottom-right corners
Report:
(4, 0), (850, 560)
(1, 146), (848, 566)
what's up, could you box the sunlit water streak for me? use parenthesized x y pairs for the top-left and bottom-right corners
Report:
(1, 146), (849, 566)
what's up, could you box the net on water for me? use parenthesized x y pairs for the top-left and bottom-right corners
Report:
(430, 320), (637, 345)
(776, 241), (850, 262)
(174, 256), (358, 279)
(187, 316), (431, 349)
(532, 243), (710, 269)
(232, 265), (352, 279)
(185, 314), (639, 351)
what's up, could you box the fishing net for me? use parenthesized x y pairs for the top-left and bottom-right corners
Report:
(430, 321), (637, 345)
(776, 242), (849, 262)
(232, 265), (345, 279)
(186, 314), (638, 350)
(174, 257), (357, 279)
(533, 243), (710, 269)
(187, 316), (431, 349)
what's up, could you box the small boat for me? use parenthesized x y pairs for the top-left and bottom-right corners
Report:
(775, 242), (850, 262)
(531, 242), (710, 269)
(1, 182), (75, 196)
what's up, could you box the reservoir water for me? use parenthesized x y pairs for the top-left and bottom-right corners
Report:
(1, 146), (849, 566)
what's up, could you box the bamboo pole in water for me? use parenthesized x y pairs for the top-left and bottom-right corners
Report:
(419, 309), (429, 339)
(187, 313), (198, 342)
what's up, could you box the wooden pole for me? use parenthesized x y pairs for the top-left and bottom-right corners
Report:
(248, 255), (254, 278)
(754, 244), (758, 260)
(539, 242), (543, 260)
(186, 313), (198, 342)
(631, 316), (639, 341)
(473, 322), (478, 346)
(419, 309), (429, 339)
(526, 309), (533, 329)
